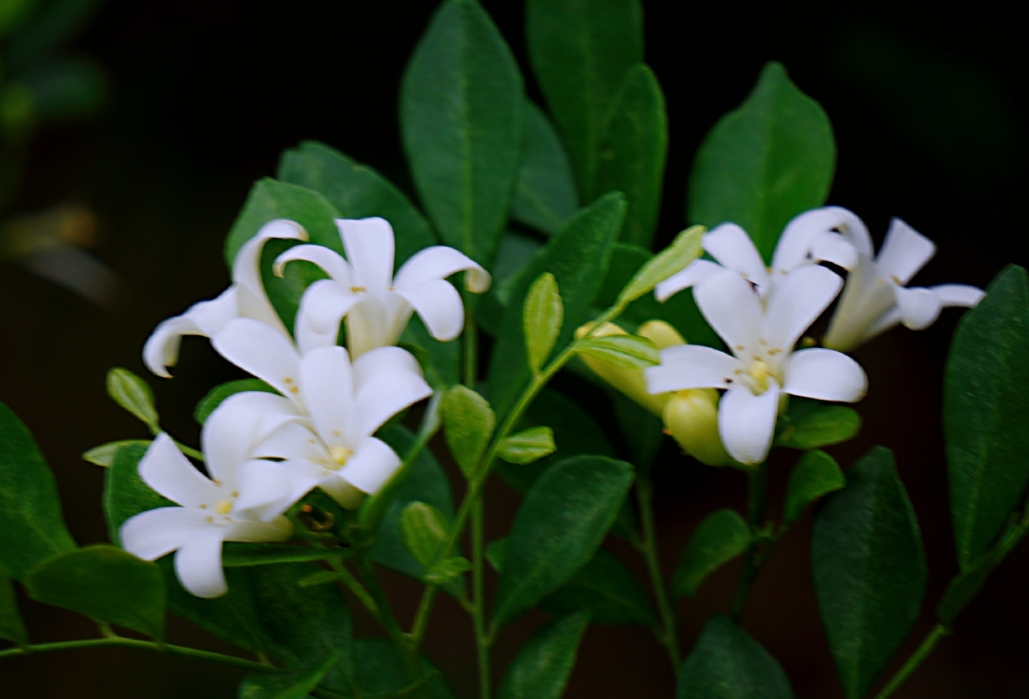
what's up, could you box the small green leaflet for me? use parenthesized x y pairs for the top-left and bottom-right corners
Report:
(673, 509), (751, 599)
(82, 439), (152, 468)
(774, 399), (860, 450)
(399, 501), (450, 568)
(524, 272), (564, 374)
(497, 427), (556, 465)
(441, 385), (495, 478)
(575, 334), (659, 369)
(616, 225), (704, 306)
(782, 450), (845, 525)
(106, 367), (159, 434)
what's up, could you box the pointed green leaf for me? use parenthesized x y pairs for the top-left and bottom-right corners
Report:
(594, 63), (667, 247)
(441, 385), (496, 477)
(673, 509), (751, 599)
(425, 556), (472, 586)
(497, 426), (556, 465)
(106, 367), (159, 433)
(352, 638), (456, 699)
(239, 651), (341, 699)
(944, 265), (1029, 571)
(0, 567), (27, 646)
(575, 334), (659, 369)
(616, 226), (704, 306)
(511, 101), (579, 235)
(277, 140), (437, 265)
(401, 0), (523, 264)
(400, 502), (450, 569)
(783, 450), (845, 525)
(82, 439), (152, 468)
(26, 545), (165, 639)
(936, 520), (1027, 627)
(526, 0), (643, 197)
(811, 447), (927, 699)
(688, 61), (835, 262)
(195, 379), (277, 425)
(498, 611), (591, 699)
(221, 544), (352, 568)
(524, 272), (564, 373)
(0, 401), (77, 581)
(493, 455), (634, 628)
(774, 399), (861, 450)
(677, 616), (795, 699)
(539, 548), (656, 625)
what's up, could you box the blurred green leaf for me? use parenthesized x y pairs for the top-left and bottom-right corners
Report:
(400, 502), (450, 568)
(82, 439), (152, 468)
(539, 548), (655, 625)
(6, 0), (104, 67)
(0, 0), (36, 39)
(238, 651), (340, 699)
(22, 56), (107, 121)
(688, 61), (835, 262)
(511, 101), (579, 235)
(0, 567), (28, 646)
(497, 426), (556, 465)
(575, 334), (659, 369)
(442, 385), (495, 477)
(0, 401), (77, 581)
(774, 399), (860, 450)
(478, 232), (547, 337)
(352, 638), (456, 698)
(611, 392), (663, 473)
(400, 0), (523, 265)
(673, 509), (750, 599)
(195, 379), (278, 425)
(944, 265), (1029, 571)
(617, 226), (704, 305)
(106, 367), (160, 433)
(524, 272), (564, 373)
(401, 315), (461, 389)
(221, 544), (351, 568)
(425, 556), (472, 586)
(783, 450), (845, 525)
(497, 611), (590, 699)
(811, 447), (926, 699)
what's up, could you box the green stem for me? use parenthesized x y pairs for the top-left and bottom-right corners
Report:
(872, 624), (949, 699)
(326, 557), (379, 618)
(471, 501), (491, 699)
(731, 462), (769, 623)
(636, 476), (681, 673)
(0, 636), (269, 671)
(355, 555), (421, 674)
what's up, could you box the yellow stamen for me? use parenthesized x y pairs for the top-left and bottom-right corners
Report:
(214, 499), (233, 515)
(748, 359), (772, 391)
(329, 446), (354, 468)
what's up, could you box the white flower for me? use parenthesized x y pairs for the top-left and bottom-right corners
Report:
(822, 218), (985, 351)
(645, 267), (867, 465)
(143, 220), (306, 377)
(119, 394), (300, 598)
(275, 217), (491, 358)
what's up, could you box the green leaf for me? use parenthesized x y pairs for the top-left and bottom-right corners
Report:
(672, 509), (751, 599)
(944, 265), (1029, 571)
(526, 0), (643, 198)
(277, 141), (437, 265)
(497, 426), (556, 465)
(677, 616), (795, 699)
(401, 314), (461, 389)
(106, 367), (159, 433)
(575, 334), (659, 369)
(688, 61), (835, 262)
(511, 100), (579, 235)
(539, 548), (656, 625)
(617, 226), (705, 306)
(195, 379), (277, 425)
(524, 272), (564, 374)
(221, 544), (351, 568)
(497, 611), (590, 699)
(774, 399), (861, 450)
(441, 385), (496, 477)
(594, 63), (667, 247)
(0, 567), (27, 646)
(400, 0), (523, 265)
(493, 455), (634, 628)
(610, 392), (663, 474)
(783, 450), (845, 525)
(238, 651), (341, 699)
(425, 556), (472, 586)
(400, 502), (450, 568)
(811, 447), (927, 699)
(82, 439), (152, 468)
(352, 638), (456, 699)
(22, 55), (108, 121)
(26, 545), (165, 639)
(486, 192), (626, 418)
(0, 401), (77, 581)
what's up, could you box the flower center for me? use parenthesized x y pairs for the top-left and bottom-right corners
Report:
(214, 499), (233, 515)
(329, 446), (354, 469)
(747, 359), (773, 392)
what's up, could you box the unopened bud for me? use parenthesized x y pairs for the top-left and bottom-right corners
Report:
(662, 389), (733, 467)
(637, 320), (686, 350)
(575, 321), (669, 416)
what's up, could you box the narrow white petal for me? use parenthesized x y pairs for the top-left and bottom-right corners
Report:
(893, 286), (943, 330)
(317, 476), (366, 510)
(232, 219), (306, 332)
(655, 260), (724, 302)
(235, 459), (321, 521)
(253, 421), (327, 462)
(822, 254), (896, 352)
(174, 528), (229, 598)
(396, 280), (465, 341)
(875, 219), (935, 286)
(774, 207), (872, 273)
(338, 437), (402, 496)
(338, 218), (396, 293)
(223, 515), (294, 543)
(861, 308), (902, 344)
(273, 244), (352, 284)
(644, 345), (741, 394)
(119, 507), (208, 561)
(811, 230), (858, 270)
(703, 224), (770, 292)
(719, 383), (781, 465)
(762, 265), (842, 353)
(344, 294), (412, 357)
(212, 318), (303, 403)
(139, 434), (219, 508)
(202, 391), (304, 486)
(143, 288), (239, 377)
(932, 284), (985, 308)
(693, 270), (763, 358)
(394, 246), (491, 293)
(294, 280), (361, 355)
(784, 348), (867, 402)
(353, 347), (432, 437)
(301, 346), (356, 449)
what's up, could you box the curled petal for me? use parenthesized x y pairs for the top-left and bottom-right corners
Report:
(395, 279), (465, 341)
(223, 515), (294, 543)
(353, 346), (432, 437)
(339, 437), (402, 496)
(811, 230), (858, 270)
(719, 383), (781, 465)
(338, 218), (396, 293)
(139, 434), (219, 508)
(894, 286), (943, 330)
(762, 265), (842, 353)
(645, 345), (741, 394)
(235, 458), (322, 521)
(345, 294), (413, 358)
(202, 391), (304, 486)
(119, 507), (209, 561)
(876, 219), (935, 286)
(774, 207), (872, 273)
(212, 318), (302, 403)
(784, 348), (867, 402)
(822, 254), (895, 352)
(301, 346), (356, 448)
(933, 284), (985, 309)
(174, 528), (228, 598)
(394, 246), (491, 293)
(693, 271), (763, 359)
(233, 219), (306, 331)
(703, 224), (770, 292)
(143, 288), (239, 377)
(655, 260), (724, 302)
(274, 244), (352, 284)
(294, 280), (361, 355)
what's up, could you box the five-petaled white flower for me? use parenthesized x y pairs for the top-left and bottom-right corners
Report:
(119, 394), (300, 598)
(822, 218), (985, 351)
(276, 217), (491, 358)
(646, 267), (867, 465)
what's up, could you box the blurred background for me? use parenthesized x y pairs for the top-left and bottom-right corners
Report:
(1, 1), (1026, 697)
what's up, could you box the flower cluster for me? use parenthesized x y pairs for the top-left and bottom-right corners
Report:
(122, 217), (489, 597)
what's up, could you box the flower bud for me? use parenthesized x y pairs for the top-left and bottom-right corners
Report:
(575, 321), (669, 416)
(637, 320), (686, 350)
(662, 389), (733, 467)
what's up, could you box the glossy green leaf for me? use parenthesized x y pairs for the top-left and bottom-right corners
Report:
(811, 447), (927, 699)
(688, 61), (835, 262)
(677, 616), (795, 699)
(673, 509), (751, 599)
(486, 192), (626, 418)
(539, 548), (656, 625)
(511, 101), (579, 235)
(195, 379), (277, 425)
(0, 401), (77, 581)
(783, 450), (845, 525)
(936, 520), (1027, 627)
(616, 226), (704, 306)
(497, 426), (556, 465)
(400, 502), (450, 568)
(441, 385), (495, 477)
(498, 611), (590, 699)
(575, 334), (659, 369)
(82, 439), (151, 468)
(526, 0), (643, 197)
(277, 140), (436, 265)
(106, 367), (159, 433)
(524, 272), (564, 373)
(594, 63), (667, 247)
(401, 0), (523, 264)
(238, 651), (340, 699)
(493, 455), (634, 628)
(352, 638), (456, 699)
(0, 567), (27, 646)
(944, 265), (1029, 571)
(774, 399), (861, 450)
(26, 545), (165, 638)
(221, 544), (351, 568)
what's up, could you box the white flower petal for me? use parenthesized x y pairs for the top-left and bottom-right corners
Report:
(253, 421), (327, 462)
(353, 347), (432, 437)
(822, 254), (896, 352)
(235, 459), (322, 521)
(774, 207), (871, 273)
(693, 270), (763, 358)
(893, 286), (943, 330)
(932, 284), (985, 309)
(345, 294), (413, 357)
(317, 476), (366, 510)
(139, 434), (219, 508)
(655, 260), (724, 302)
(338, 437), (402, 496)
(223, 515), (294, 543)
(232, 219), (306, 332)
(811, 230), (858, 270)
(301, 346), (356, 448)
(338, 218), (395, 293)
(202, 391), (304, 486)
(762, 265), (842, 353)
(875, 219), (935, 286)
(174, 528), (229, 598)
(396, 280), (465, 341)
(212, 318), (302, 403)
(783, 348), (867, 402)
(703, 224), (770, 292)
(718, 383), (781, 465)
(644, 345), (741, 394)
(119, 507), (209, 561)
(294, 280), (361, 355)
(394, 246), (491, 293)
(273, 244), (352, 284)
(143, 288), (239, 377)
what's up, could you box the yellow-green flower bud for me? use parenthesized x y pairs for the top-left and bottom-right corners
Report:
(637, 320), (686, 350)
(575, 321), (669, 416)
(662, 389), (733, 467)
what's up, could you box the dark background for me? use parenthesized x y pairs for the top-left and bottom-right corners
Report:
(1, 2), (1027, 697)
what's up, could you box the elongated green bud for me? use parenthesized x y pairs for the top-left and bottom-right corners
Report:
(575, 321), (669, 415)
(662, 389), (733, 467)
